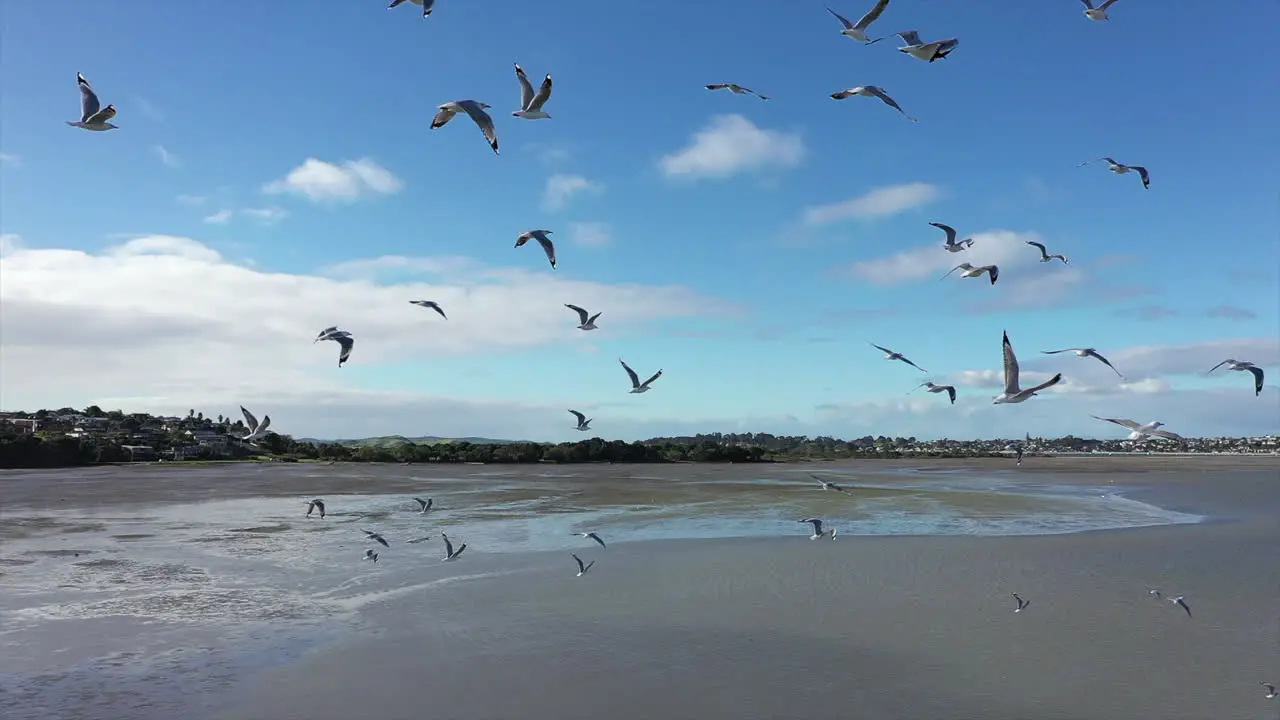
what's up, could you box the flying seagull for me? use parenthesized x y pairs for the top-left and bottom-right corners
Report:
(313, 326), (340, 343)
(410, 300), (447, 319)
(704, 83), (770, 100)
(363, 549), (379, 563)
(572, 553), (595, 577)
(915, 381), (957, 404)
(1090, 416), (1184, 441)
(1079, 0), (1121, 21)
(513, 64), (553, 119)
(441, 533), (467, 561)
(413, 497), (433, 514)
(569, 410), (592, 432)
(67, 72), (118, 131)
(240, 405), (271, 442)
(800, 517), (836, 540)
(565, 304), (601, 331)
(516, 230), (557, 269)
(830, 86), (917, 121)
(1206, 359), (1264, 397)
(576, 531), (607, 549)
(317, 330), (354, 367)
(1262, 682), (1277, 699)
(930, 222), (974, 253)
(431, 100), (499, 155)
(1147, 588), (1163, 600)
(825, 1), (891, 43)
(869, 342), (927, 372)
(620, 359), (663, 394)
(1169, 595), (1192, 618)
(305, 498), (326, 518)
(941, 262), (999, 285)
(1080, 157), (1149, 189)
(1012, 593), (1030, 613)
(890, 30), (960, 62)
(387, 0), (435, 17)
(362, 529), (390, 548)
(810, 474), (849, 492)
(994, 331), (1063, 404)
(1041, 348), (1124, 378)
(1026, 240), (1068, 265)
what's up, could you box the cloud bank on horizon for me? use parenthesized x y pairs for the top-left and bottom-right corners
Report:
(0, 1), (1276, 443)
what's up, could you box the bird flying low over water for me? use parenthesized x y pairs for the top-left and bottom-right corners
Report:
(1041, 347), (1124, 378)
(1079, 0), (1121, 21)
(68, 73), (118, 131)
(410, 300), (447, 319)
(362, 529), (390, 547)
(240, 406), (271, 442)
(826, 0), (891, 43)
(513, 64), (553, 119)
(1026, 240), (1068, 265)
(800, 517), (836, 540)
(1262, 682), (1277, 699)
(1206, 359), (1265, 397)
(1012, 593), (1030, 612)
(931, 222), (973, 252)
(891, 30), (959, 62)
(442, 533), (467, 561)
(305, 499), (326, 518)
(565, 304), (601, 330)
(915, 382), (957, 404)
(811, 474), (849, 492)
(364, 549), (379, 563)
(705, 83), (770, 100)
(576, 531), (607, 548)
(1090, 416), (1184, 441)
(1169, 595), (1192, 618)
(387, 0), (434, 17)
(830, 85), (916, 121)
(572, 554), (595, 577)
(414, 497), (433, 514)
(1080, 157), (1149, 189)
(432, 100), (499, 155)
(994, 331), (1063, 404)
(569, 410), (592, 432)
(516, 230), (557, 269)
(941, 262), (999, 285)
(620, 359), (663, 394)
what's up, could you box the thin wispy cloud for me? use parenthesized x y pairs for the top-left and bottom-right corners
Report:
(263, 157), (403, 202)
(134, 98), (165, 122)
(203, 209), (234, 225)
(659, 114), (805, 180)
(1206, 305), (1258, 321)
(543, 174), (601, 211)
(153, 145), (180, 168)
(176, 194), (207, 206)
(0, 153), (22, 168)
(204, 207), (289, 225)
(567, 222), (613, 248)
(803, 182), (941, 226)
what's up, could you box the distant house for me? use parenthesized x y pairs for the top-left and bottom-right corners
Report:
(187, 430), (230, 450)
(3, 418), (38, 434)
(120, 445), (158, 461)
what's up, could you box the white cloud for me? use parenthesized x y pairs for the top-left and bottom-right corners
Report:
(176, 194), (207, 206)
(0, 233), (22, 257)
(263, 157), (403, 202)
(542, 174), (601, 211)
(0, 153), (22, 168)
(567, 222), (613, 248)
(803, 183), (940, 226)
(241, 206), (289, 223)
(204, 209), (234, 225)
(153, 145), (180, 168)
(659, 114), (805, 180)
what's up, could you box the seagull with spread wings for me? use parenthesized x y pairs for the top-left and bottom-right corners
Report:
(869, 342), (927, 372)
(513, 64), (553, 119)
(1206, 359), (1265, 397)
(432, 100), (499, 155)
(67, 72), (118, 131)
(516, 230), (557, 269)
(568, 410), (592, 432)
(410, 300), (447, 319)
(1090, 415), (1185, 441)
(620, 359), (663, 394)
(1041, 347), (1124, 378)
(240, 406), (271, 442)
(825, 1), (892, 43)
(915, 382), (957, 405)
(830, 85), (917, 121)
(941, 262), (999, 285)
(565, 304), (601, 331)
(1026, 240), (1068, 265)
(705, 83), (770, 100)
(1080, 157), (1149, 189)
(993, 331), (1063, 404)
(930, 222), (974, 253)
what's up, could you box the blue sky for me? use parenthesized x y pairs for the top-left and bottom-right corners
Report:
(1, 0), (1277, 441)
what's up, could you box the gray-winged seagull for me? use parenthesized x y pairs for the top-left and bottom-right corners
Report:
(869, 342), (927, 372)
(565, 304), (601, 330)
(826, 1), (892, 43)
(569, 410), (592, 432)
(240, 406), (271, 442)
(889, 30), (959, 62)
(1169, 595), (1192, 618)
(1080, 0), (1121, 21)
(314, 326), (340, 343)
(363, 549), (379, 563)
(1080, 157), (1149, 189)
(317, 329), (354, 367)
(1012, 593), (1030, 612)
(432, 100), (499, 155)
(830, 86), (917, 121)
(915, 381), (957, 404)
(931, 222), (974, 253)
(1206, 359), (1265, 397)
(513, 64), (553, 119)
(810, 474), (849, 492)
(994, 331), (1063, 404)
(441, 532), (466, 561)
(1263, 682), (1277, 699)
(516, 230), (557, 269)
(941, 262), (999, 285)
(67, 73), (118, 131)
(1041, 347), (1124, 378)
(305, 498), (326, 518)
(800, 517), (837, 540)
(414, 497), (433, 514)
(576, 531), (607, 548)
(410, 300), (447, 319)
(572, 553), (595, 577)
(387, 0), (435, 17)
(1091, 416), (1184, 441)
(1026, 240), (1068, 265)
(705, 83), (770, 100)
(362, 529), (390, 547)
(620, 359), (662, 394)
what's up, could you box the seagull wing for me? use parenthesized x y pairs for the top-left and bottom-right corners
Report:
(1025, 240), (1049, 259)
(565, 304), (591, 324)
(826, 6), (855, 29)
(1025, 373), (1062, 395)
(514, 64), (536, 110)
(854, 0), (890, 29)
(588, 532), (606, 548)
(869, 342), (894, 355)
(1087, 350), (1125, 378)
(376, 534), (389, 547)
(1040, 348), (1083, 355)
(535, 232), (557, 268)
(1098, 0), (1121, 10)
(940, 263), (968, 280)
(898, 356), (927, 372)
(806, 518), (824, 533)
(641, 369), (664, 388)
(983, 265), (999, 284)
(335, 335), (355, 365)
(430, 104), (457, 129)
(1205, 360), (1230, 374)
(1092, 415), (1142, 431)
(1079, 0), (1094, 8)
(868, 86), (914, 119)
(929, 222), (958, 245)
(414, 497), (428, 511)
(257, 415), (271, 434)
(705, 83), (730, 91)
(588, 312), (603, 325)
(573, 554), (586, 573)
(619, 359), (641, 388)
(443, 535), (455, 557)
(1149, 429), (1184, 441)
(894, 29), (922, 45)
(1002, 331), (1022, 394)
(1132, 166), (1150, 188)
(1246, 366), (1264, 394)
(528, 74), (553, 112)
(240, 406), (260, 433)
(569, 410), (587, 424)
(456, 100), (499, 155)
(76, 72), (102, 122)
(944, 386), (956, 404)
(452, 543), (466, 558)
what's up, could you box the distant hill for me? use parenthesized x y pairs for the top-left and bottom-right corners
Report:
(296, 435), (522, 447)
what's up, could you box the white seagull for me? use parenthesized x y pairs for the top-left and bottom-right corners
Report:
(318, 330), (354, 367)
(67, 73), (118, 131)
(413, 497), (433, 514)
(1090, 416), (1185, 442)
(826, 1), (892, 43)
(890, 30), (960, 62)
(930, 222), (974, 253)
(1026, 240), (1068, 265)
(1262, 682), (1277, 699)
(565, 304), (601, 331)
(516, 230), (557, 269)
(569, 410), (592, 432)
(994, 331), (1063, 404)
(1169, 595), (1192, 618)
(810, 474), (849, 492)
(362, 529), (390, 548)
(1041, 347), (1124, 378)
(431, 100), (499, 155)
(620, 359), (663, 394)
(1079, 0), (1121, 21)
(572, 554), (595, 577)
(363, 549), (379, 563)
(576, 531), (607, 549)
(387, 0), (435, 17)
(410, 300), (447, 319)
(869, 342), (927, 372)
(941, 262), (999, 285)
(704, 83), (769, 100)
(513, 64), (553, 119)
(915, 381), (957, 405)
(1206, 359), (1265, 397)
(1147, 588), (1163, 600)
(830, 85), (917, 121)
(1012, 593), (1030, 612)
(1080, 157), (1150, 189)
(441, 533), (467, 561)
(800, 517), (836, 540)
(305, 498), (326, 518)
(240, 405), (271, 442)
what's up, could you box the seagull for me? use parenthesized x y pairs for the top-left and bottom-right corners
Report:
(825, 1), (891, 43)
(1041, 348), (1124, 378)
(576, 531), (607, 549)
(363, 549), (379, 563)
(1079, 157), (1150, 189)
(869, 343), (927, 372)
(994, 331), (1064, 404)
(620, 359), (663, 394)
(1079, 0), (1121, 21)
(800, 517), (836, 540)
(1090, 416), (1185, 441)
(362, 529), (390, 548)
(572, 554), (595, 577)
(890, 30), (960, 62)
(1147, 588), (1163, 600)
(830, 86), (917, 121)
(516, 230), (557, 269)
(704, 83), (770, 100)
(1206, 359), (1265, 397)
(941, 262), (999, 285)
(410, 300), (447, 319)
(810, 474), (849, 492)
(313, 326), (340, 343)
(915, 381), (957, 404)
(513, 64), (553, 119)
(565, 304), (601, 331)
(413, 497), (433, 514)
(1012, 593), (1030, 612)
(240, 406), (271, 442)
(318, 330), (355, 367)
(1026, 240), (1069, 265)
(387, 0), (435, 17)
(569, 410), (592, 432)
(431, 100), (499, 155)
(441, 533), (466, 561)
(305, 498), (326, 518)
(930, 222), (974, 253)
(1169, 595), (1192, 618)
(67, 73), (118, 131)
(1262, 682), (1277, 699)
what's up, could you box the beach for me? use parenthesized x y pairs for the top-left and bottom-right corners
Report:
(2, 456), (1278, 719)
